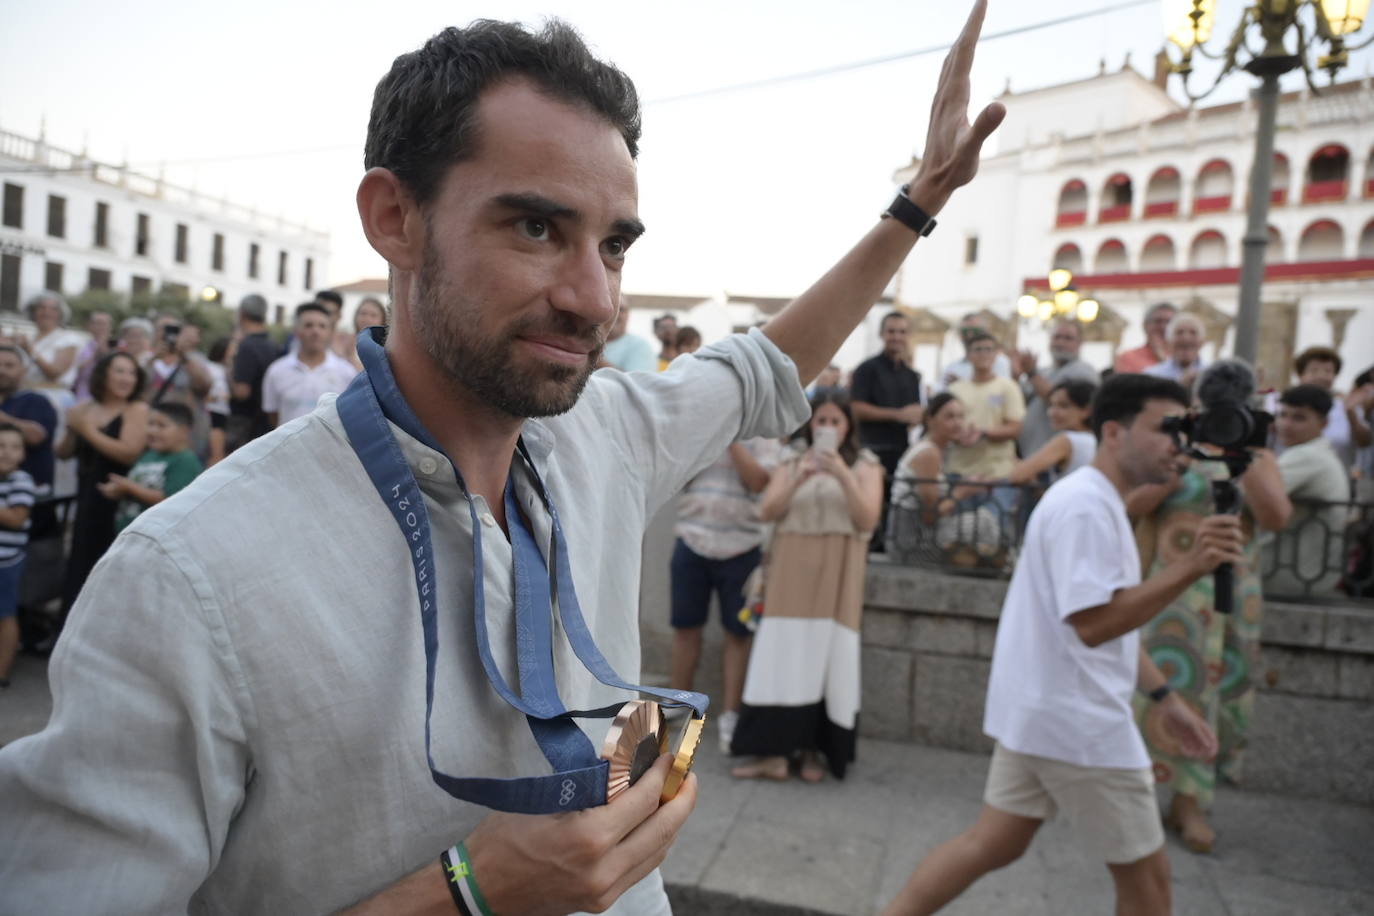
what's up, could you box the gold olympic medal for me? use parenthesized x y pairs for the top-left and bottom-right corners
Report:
(659, 714), (705, 804)
(600, 699), (665, 801)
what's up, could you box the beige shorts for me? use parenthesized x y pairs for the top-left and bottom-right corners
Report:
(984, 742), (1165, 865)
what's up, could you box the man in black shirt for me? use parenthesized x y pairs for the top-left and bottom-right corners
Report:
(227, 294), (282, 452)
(850, 310), (925, 550)
(0, 346), (57, 496)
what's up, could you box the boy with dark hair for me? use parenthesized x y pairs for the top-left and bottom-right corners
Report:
(315, 290), (344, 328)
(885, 373), (1243, 916)
(1264, 384), (1351, 596)
(0, 422), (35, 687)
(97, 403), (203, 533)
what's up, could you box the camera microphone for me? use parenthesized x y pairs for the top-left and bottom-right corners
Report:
(1196, 359), (1256, 409)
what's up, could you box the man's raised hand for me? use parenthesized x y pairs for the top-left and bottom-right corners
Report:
(908, 0), (1006, 215)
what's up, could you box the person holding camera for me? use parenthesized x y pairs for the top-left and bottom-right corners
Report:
(147, 317), (214, 461)
(1126, 362), (1290, 855)
(731, 389), (883, 783)
(884, 374), (1237, 916)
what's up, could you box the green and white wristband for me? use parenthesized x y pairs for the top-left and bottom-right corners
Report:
(441, 842), (494, 916)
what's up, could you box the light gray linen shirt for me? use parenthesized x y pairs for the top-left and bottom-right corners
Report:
(0, 329), (808, 915)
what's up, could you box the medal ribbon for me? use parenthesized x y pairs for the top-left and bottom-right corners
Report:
(336, 328), (707, 814)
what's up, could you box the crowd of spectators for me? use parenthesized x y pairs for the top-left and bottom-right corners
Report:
(608, 298), (1373, 789)
(0, 289), (388, 665)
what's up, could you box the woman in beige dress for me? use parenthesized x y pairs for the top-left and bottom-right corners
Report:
(730, 389), (883, 782)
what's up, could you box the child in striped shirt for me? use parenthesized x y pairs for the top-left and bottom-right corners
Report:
(0, 422), (35, 688)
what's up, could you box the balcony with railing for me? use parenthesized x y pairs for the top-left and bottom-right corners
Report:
(1304, 144), (1349, 203)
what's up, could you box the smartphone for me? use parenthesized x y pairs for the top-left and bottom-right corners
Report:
(813, 426), (839, 454)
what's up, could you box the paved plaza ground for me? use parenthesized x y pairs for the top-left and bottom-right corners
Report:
(3, 654), (1371, 915)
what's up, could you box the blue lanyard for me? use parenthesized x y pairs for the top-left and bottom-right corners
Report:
(336, 328), (707, 814)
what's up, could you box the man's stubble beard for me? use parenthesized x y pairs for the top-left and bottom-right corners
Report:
(411, 241), (604, 420)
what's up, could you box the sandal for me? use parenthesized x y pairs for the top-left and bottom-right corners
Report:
(731, 756), (789, 781)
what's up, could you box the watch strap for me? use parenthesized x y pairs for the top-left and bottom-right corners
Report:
(1148, 684), (1172, 703)
(882, 184), (937, 237)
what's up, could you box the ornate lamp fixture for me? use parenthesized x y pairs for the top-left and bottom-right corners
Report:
(1017, 270), (1100, 327)
(1159, 1), (1370, 364)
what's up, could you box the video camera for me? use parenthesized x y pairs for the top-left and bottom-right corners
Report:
(1160, 359), (1271, 457)
(1161, 359), (1271, 615)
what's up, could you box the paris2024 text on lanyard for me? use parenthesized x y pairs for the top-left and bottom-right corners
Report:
(336, 327), (707, 814)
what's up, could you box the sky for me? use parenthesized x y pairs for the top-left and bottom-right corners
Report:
(3, 0), (1371, 298)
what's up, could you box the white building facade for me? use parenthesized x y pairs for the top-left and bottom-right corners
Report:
(892, 66), (1374, 391)
(0, 127), (330, 326)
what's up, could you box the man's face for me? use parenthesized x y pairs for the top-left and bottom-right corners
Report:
(654, 317), (677, 346)
(317, 300), (342, 327)
(881, 316), (910, 359)
(1116, 399), (1185, 487)
(1276, 403), (1326, 448)
(1049, 323), (1081, 364)
(1169, 322), (1201, 364)
(968, 339), (998, 372)
(88, 313), (113, 342)
(296, 311), (333, 355)
(1144, 307), (1175, 344)
(1298, 360), (1337, 391)
(409, 79), (640, 419)
(0, 352), (24, 394)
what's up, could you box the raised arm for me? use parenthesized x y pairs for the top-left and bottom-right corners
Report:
(79, 403), (149, 467)
(759, 1), (1004, 383)
(1236, 449), (1291, 532)
(727, 442), (772, 493)
(1007, 434), (1071, 485)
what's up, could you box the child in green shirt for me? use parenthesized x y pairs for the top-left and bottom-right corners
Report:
(98, 402), (204, 532)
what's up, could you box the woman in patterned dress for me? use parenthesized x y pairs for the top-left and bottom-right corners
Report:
(1127, 450), (1288, 852)
(730, 389), (883, 782)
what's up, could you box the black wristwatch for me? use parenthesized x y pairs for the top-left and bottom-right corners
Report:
(882, 184), (938, 237)
(1148, 684), (1172, 703)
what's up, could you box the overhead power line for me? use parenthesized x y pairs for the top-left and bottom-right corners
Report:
(648, 0), (1157, 104)
(0, 0), (1156, 176)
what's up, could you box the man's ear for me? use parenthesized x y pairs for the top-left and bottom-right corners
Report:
(356, 168), (423, 272)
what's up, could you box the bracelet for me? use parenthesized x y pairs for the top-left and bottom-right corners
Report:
(440, 842), (493, 915)
(1147, 684), (1172, 703)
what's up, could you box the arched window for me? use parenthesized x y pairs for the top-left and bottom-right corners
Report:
(1052, 242), (1084, 274)
(1188, 229), (1227, 270)
(1056, 179), (1088, 227)
(1140, 234), (1176, 271)
(1144, 166), (1180, 217)
(1304, 145), (1349, 202)
(1271, 152), (1291, 206)
(1359, 219), (1374, 259)
(1099, 173), (1133, 222)
(1297, 220), (1344, 261)
(1095, 238), (1128, 273)
(1267, 226), (1284, 264)
(1194, 159), (1233, 213)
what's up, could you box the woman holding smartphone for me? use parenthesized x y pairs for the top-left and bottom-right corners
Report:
(730, 389), (884, 783)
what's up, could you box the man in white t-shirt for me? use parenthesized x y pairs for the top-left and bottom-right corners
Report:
(262, 302), (359, 427)
(884, 374), (1244, 916)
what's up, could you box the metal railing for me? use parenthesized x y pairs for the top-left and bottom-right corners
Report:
(1261, 498), (1374, 604)
(884, 478), (1038, 578)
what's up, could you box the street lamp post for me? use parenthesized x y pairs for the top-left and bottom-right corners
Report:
(1161, 0), (1372, 365)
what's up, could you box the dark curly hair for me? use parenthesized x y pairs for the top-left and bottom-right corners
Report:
(364, 19), (641, 210)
